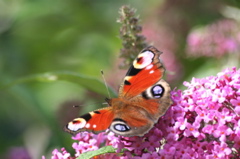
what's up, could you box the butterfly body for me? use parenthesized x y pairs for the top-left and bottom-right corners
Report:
(65, 46), (172, 137)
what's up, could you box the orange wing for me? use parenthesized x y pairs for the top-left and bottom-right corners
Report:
(64, 107), (114, 135)
(64, 46), (171, 137)
(119, 46), (165, 99)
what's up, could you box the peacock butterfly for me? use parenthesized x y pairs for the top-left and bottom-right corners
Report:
(64, 46), (172, 137)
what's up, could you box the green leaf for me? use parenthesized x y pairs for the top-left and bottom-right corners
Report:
(2, 71), (117, 97)
(76, 146), (117, 159)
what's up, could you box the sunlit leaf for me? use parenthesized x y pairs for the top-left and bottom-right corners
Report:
(76, 146), (117, 159)
(2, 71), (117, 97)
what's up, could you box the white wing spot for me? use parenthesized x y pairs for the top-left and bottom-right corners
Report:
(150, 70), (154, 74)
(85, 123), (90, 128)
(93, 124), (97, 128)
(146, 64), (153, 70)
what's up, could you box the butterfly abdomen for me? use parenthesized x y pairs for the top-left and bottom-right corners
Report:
(64, 46), (172, 137)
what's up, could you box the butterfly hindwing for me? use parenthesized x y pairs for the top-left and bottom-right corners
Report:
(65, 46), (172, 137)
(109, 79), (172, 136)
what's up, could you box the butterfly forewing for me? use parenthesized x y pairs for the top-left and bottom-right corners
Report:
(64, 46), (172, 137)
(119, 46), (165, 99)
(64, 107), (114, 135)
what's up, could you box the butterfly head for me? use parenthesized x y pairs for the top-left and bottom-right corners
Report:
(64, 46), (172, 137)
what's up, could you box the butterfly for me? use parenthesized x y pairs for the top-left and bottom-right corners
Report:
(64, 46), (172, 137)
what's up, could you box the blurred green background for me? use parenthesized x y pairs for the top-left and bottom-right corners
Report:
(0, 0), (239, 158)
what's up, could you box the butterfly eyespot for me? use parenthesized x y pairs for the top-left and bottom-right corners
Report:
(151, 84), (164, 98)
(137, 57), (143, 64)
(64, 46), (172, 137)
(133, 51), (154, 69)
(67, 118), (87, 131)
(114, 124), (130, 132)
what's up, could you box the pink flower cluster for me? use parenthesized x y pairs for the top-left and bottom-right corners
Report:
(186, 19), (240, 57)
(47, 67), (240, 159)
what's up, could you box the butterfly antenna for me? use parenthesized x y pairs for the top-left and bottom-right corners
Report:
(101, 70), (111, 99)
(73, 101), (107, 108)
